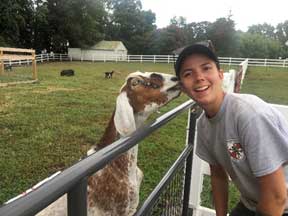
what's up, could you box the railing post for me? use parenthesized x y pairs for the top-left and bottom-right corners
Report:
(154, 55), (156, 63)
(168, 55), (170, 64)
(182, 108), (199, 216)
(67, 177), (88, 216)
(0, 49), (4, 75)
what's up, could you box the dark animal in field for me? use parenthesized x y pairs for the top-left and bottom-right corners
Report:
(4, 64), (12, 71)
(60, 69), (75, 76)
(104, 70), (114, 79)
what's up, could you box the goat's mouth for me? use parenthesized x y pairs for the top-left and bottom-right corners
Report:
(167, 84), (181, 92)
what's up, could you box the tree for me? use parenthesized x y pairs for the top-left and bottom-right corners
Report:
(170, 16), (187, 28)
(33, 0), (50, 52)
(276, 20), (288, 58)
(105, 0), (156, 54)
(0, 0), (34, 47)
(239, 33), (282, 58)
(248, 23), (276, 39)
(185, 21), (212, 44)
(207, 17), (237, 57)
(46, 0), (106, 52)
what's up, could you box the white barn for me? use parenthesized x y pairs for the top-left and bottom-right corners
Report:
(68, 40), (128, 61)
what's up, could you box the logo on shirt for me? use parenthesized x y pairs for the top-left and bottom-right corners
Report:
(227, 141), (244, 161)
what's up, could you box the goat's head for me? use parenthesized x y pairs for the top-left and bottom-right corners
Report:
(114, 71), (181, 136)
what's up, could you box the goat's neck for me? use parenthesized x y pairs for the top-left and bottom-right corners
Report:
(97, 111), (119, 149)
(97, 111), (150, 149)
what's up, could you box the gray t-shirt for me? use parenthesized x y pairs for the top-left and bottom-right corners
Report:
(196, 93), (288, 212)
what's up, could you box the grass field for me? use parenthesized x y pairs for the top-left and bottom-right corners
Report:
(0, 62), (190, 206)
(0, 62), (287, 210)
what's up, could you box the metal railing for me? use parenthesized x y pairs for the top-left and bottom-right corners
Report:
(0, 100), (199, 216)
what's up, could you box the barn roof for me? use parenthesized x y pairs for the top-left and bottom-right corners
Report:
(90, 40), (127, 51)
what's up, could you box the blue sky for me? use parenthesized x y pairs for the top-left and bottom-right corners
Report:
(141, 0), (288, 31)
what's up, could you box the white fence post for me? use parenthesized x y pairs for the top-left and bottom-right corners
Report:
(168, 55), (170, 63)
(141, 55), (143, 63)
(128, 55), (130, 63)
(153, 55), (156, 63)
(60, 54), (62, 61)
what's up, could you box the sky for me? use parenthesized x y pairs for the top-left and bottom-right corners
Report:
(141, 0), (288, 31)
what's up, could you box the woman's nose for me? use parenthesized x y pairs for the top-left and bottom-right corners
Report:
(194, 71), (204, 81)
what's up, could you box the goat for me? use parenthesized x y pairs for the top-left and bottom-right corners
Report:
(104, 70), (114, 79)
(60, 69), (75, 76)
(34, 71), (180, 216)
(4, 64), (12, 71)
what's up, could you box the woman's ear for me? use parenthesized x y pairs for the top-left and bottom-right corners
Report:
(179, 81), (186, 93)
(219, 69), (224, 80)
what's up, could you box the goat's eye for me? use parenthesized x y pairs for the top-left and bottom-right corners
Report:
(131, 79), (141, 86)
(152, 83), (160, 89)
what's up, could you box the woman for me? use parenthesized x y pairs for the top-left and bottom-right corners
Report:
(175, 41), (288, 216)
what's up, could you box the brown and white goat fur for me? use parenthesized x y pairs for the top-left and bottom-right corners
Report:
(37, 71), (180, 216)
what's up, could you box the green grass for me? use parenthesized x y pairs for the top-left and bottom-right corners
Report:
(241, 66), (288, 104)
(0, 62), (189, 205)
(0, 65), (34, 83)
(0, 62), (287, 210)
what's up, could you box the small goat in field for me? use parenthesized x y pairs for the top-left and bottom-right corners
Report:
(104, 70), (114, 79)
(34, 71), (181, 216)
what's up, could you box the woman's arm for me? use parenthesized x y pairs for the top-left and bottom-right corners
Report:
(256, 166), (287, 216)
(210, 164), (229, 216)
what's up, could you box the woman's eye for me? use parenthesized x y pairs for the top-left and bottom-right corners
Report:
(203, 65), (212, 71)
(182, 72), (192, 78)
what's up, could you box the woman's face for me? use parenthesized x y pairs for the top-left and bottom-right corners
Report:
(179, 54), (224, 110)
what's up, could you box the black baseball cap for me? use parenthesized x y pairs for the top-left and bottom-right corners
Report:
(174, 41), (220, 78)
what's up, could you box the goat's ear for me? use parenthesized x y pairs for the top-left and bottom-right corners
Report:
(114, 91), (136, 136)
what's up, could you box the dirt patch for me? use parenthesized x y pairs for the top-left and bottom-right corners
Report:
(32, 86), (77, 94)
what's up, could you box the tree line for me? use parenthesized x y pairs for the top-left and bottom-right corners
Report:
(1, 0), (288, 58)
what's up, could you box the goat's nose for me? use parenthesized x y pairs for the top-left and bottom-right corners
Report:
(171, 76), (178, 82)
